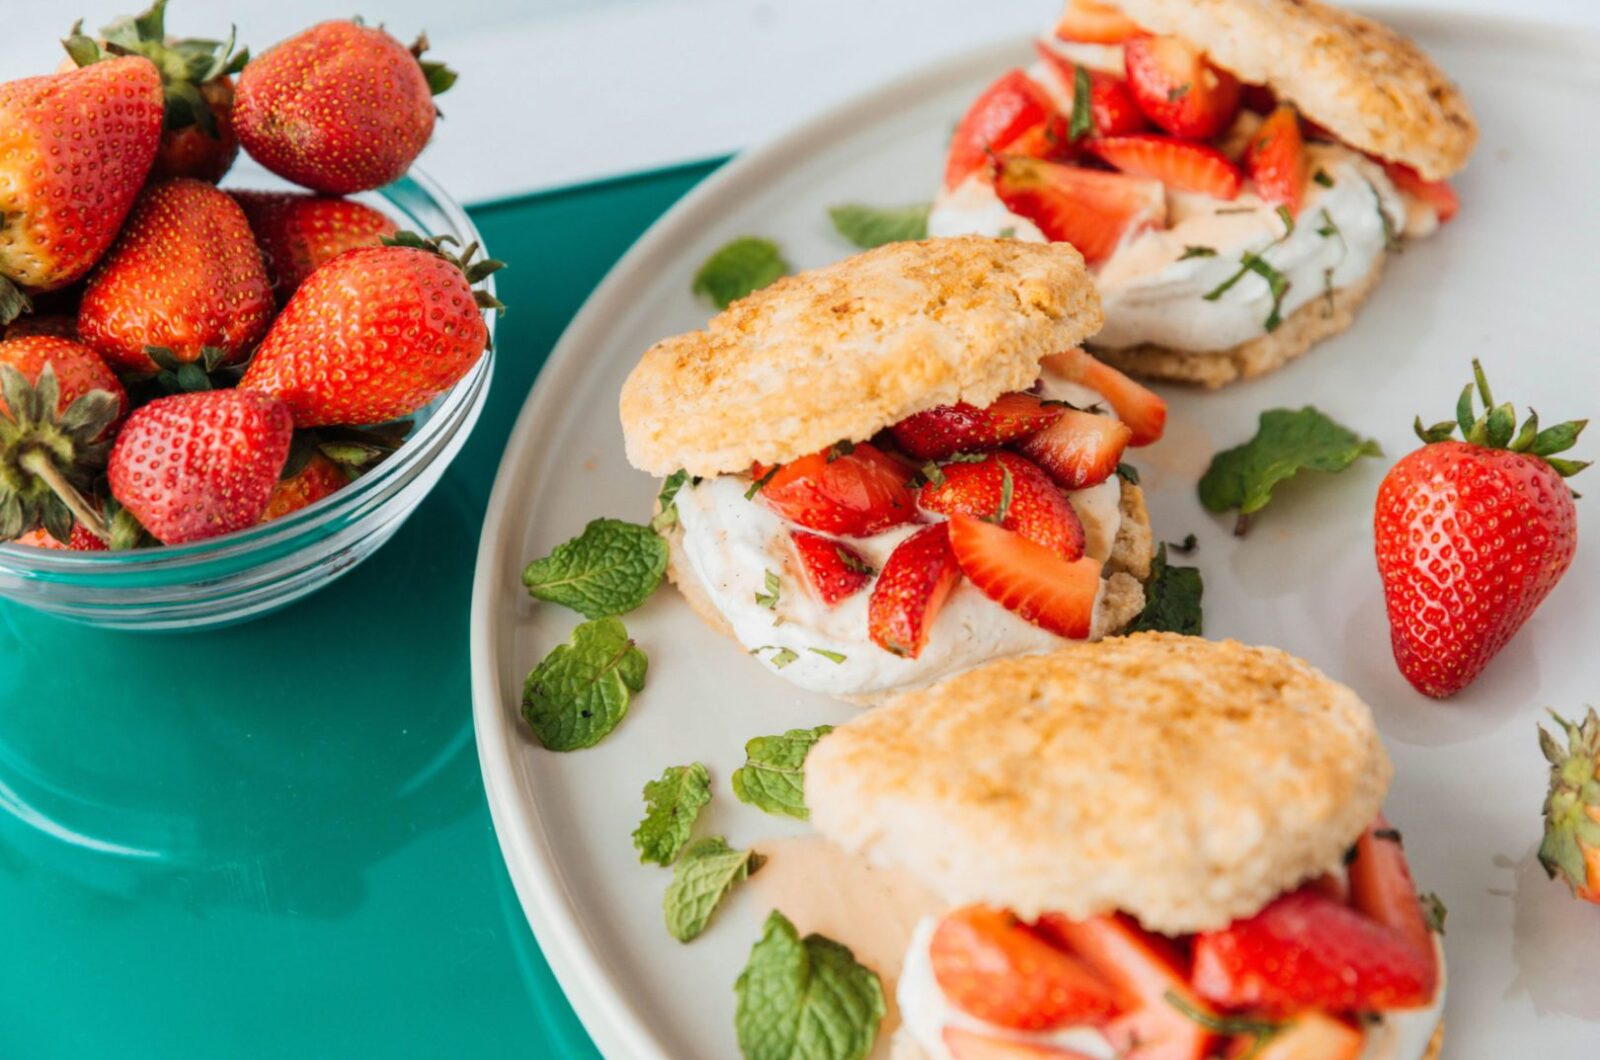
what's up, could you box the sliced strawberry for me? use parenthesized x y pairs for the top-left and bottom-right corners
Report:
(756, 442), (917, 537)
(867, 523), (960, 658)
(1088, 134), (1243, 199)
(1053, 0), (1145, 44)
(1247, 1012), (1365, 1060)
(946, 70), (1066, 190)
(943, 1027), (1095, 1060)
(790, 531), (873, 606)
(947, 515), (1101, 638)
(930, 906), (1123, 1031)
(1192, 889), (1437, 1016)
(919, 452), (1086, 560)
(1039, 915), (1215, 1060)
(1041, 347), (1167, 446)
(1017, 409), (1132, 490)
(15, 525), (108, 552)
(1035, 44), (1148, 138)
(1381, 161), (1459, 223)
(1244, 105), (1308, 215)
(1304, 871), (1349, 905)
(992, 155), (1165, 265)
(1346, 815), (1439, 977)
(890, 391), (1062, 460)
(1124, 36), (1242, 140)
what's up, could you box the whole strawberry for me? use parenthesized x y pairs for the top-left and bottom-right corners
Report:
(0, 56), (163, 322)
(108, 389), (293, 544)
(241, 232), (502, 426)
(232, 190), (399, 302)
(78, 178), (274, 374)
(1375, 361), (1586, 697)
(1539, 708), (1600, 903)
(61, 0), (250, 183)
(233, 20), (456, 194)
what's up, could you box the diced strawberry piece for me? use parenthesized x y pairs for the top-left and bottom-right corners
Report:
(943, 1027), (1097, 1060)
(946, 70), (1066, 190)
(15, 525), (108, 552)
(992, 155), (1165, 265)
(757, 442), (917, 537)
(1017, 409), (1132, 490)
(1381, 161), (1459, 223)
(1038, 915), (1215, 1060)
(1245, 106), (1308, 215)
(790, 531), (873, 606)
(890, 391), (1063, 460)
(1346, 815), (1439, 977)
(1192, 889), (1437, 1017)
(919, 451), (1087, 560)
(1246, 1012), (1365, 1060)
(1042, 347), (1167, 446)
(931, 906), (1123, 1031)
(1088, 134), (1243, 199)
(947, 515), (1102, 638)
(1034, 44), (1148, 138)
(1053, 0), (1145, 44)
(1124, 36), (1241, 140)
(867, 523), (960, 658)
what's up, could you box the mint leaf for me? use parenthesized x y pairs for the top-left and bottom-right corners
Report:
(734, 910), (886, 1060)
(732, 726), (833, 820)
(1124, 543), (1203, 636)
(664, 837), (764, 942)
(634, 762), (712, 866)
(1198, 408), (1381, 534)
(1069, 63), (1093, 142)
(523, 518), (668, 619)
(827, 203), (930, 249)
(521, 618), (648, 751)
(651, 469), (692, 532)
(693, 237), (788, 309)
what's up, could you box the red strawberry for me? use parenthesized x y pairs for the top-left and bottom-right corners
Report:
(943, 1028), (1093, 1060)
(1052, 0), (1145, 44)
(919, 452), (1086, 560)
(1043, 348), (1168, 446)
(890, 391), (1062, 460)
(108, 390), (293, 545)
(0, 337), (127, 431)
(1018, 409), (1133, 490)
(1346, 816), (1440, 974)
(946, 69), (1066, 190)
(1375, 361), (1584, 697)
(78, 179), (273, 374)
(1538, 708), (1600, 903)
(61, 4), (249, 183)
(1035, 45), (1148, 139)
(16, 523), (109, 552)
(232, 190), (401, 302)
(261, 451), (349, 523)
(234, 20), (456, 194)
(1248, 1013), (1364, 1060)
(930, 906), (1122, 1030)
(1381, 161), (1459, 224)
(1088, 134), (1243, 199)
(755, 442), (917, 538)
(4, 315), (78, 341)
(241, 233), (501, 426)
(1124, 36), (1241, 140)
(1039, 915), (1214, 1060)
(992, 155), (1165, 265)
(947, 514), (1101, 638)
(1245, 106), (1308, 215)
(867, 523), (960, 658)
(0, 57), (163, 322)
(790, 530), (873, 606)
(1192, 889), (1437, 1016)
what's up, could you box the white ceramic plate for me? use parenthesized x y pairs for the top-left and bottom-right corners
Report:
(472, 14), (1600, 1058)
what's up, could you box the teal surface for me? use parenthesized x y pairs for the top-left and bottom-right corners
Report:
(0, 159), (722, 1060)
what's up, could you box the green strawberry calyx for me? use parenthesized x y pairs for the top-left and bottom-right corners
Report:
(63, 0), (250, 140)
(0, 276), (33, 328)
(1413, 359), (1589, 479)
(1538, 707), (1600, 898)
(408, 33), (458, 98)
(382, 230), (507, 313)
(0, 365), (118, 544)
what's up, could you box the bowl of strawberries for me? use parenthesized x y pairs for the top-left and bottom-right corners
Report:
(0, 7), (499, 630)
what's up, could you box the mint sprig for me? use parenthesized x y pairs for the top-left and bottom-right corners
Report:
(521, 618), (648, 751)
(1124, 543), (1203, 636)
(734, 910), (885, 1060)
(827, 204), (930, 249)
(664, 837), (764, 943)
(693, 237), (788, 309)
(634, 762), (712, 867)
(1199, 407), (1380, 535)
(732, 726), (833, 820)
(522, 518), (668, 619)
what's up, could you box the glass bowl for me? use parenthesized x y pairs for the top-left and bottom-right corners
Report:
(0, 161), (495, 631)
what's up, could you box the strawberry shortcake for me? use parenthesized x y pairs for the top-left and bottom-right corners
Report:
(805, 633), (1448, 1060)
(619, 236), (1166, 701)
(930, 0), (1478, 387)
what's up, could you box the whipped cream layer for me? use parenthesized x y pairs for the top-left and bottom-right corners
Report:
(898, 915), (1446, 1060)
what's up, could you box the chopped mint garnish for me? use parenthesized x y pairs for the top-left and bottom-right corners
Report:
(745, 463), (781, 500)
(651, 469), (691, 532)
(735, 911), (886, 1060)
(633, 762), (712, 866)
(1069, 64), (1094, 142)
(1313, 168), (1334, 188)
(1421, 892), (1447, 934)
(663, 837), (763, 942)
(1167, 83), (1190, 102)
(1115, 462), (1140, 485)
(522, 517), (668, 619)
(1171, 533), (1198, 554)
(1275, 205), (1295, 236)
(808, 648), (846, 664)
(732, 725), (834, 820)
(835, 546), (875, 576)
(1198, 407), (1381, 535)
(754, 569), (781, 610)
(827, 203), (930, 249)
(1204, 250), (1291, 331)
(751, 645), (800, 669)
(983, 464), (1015, 525)
(693, 237), (789, 309)
(521, 617), (648, 751)
(1363, 177), (1402, 253)
(1179, 245), (1217, 260)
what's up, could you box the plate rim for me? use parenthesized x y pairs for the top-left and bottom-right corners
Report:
(469, 12), (1600, 1059)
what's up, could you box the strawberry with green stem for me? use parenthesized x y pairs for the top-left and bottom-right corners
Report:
(0, 365), (121, 545)
(1538, 707), (1600, 903)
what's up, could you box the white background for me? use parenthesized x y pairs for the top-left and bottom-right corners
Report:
(2, 0), (1596, 203)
